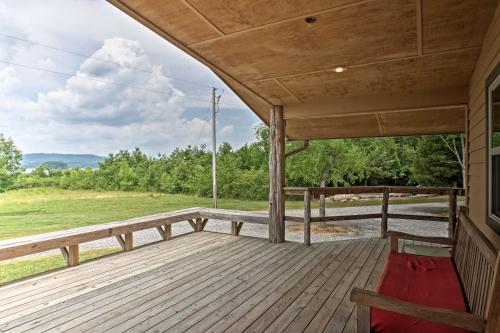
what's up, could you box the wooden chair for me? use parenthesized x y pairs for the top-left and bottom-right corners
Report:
(351, 209), (500, 332)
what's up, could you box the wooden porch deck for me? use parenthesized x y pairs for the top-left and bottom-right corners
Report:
(0, 232), (389, 333)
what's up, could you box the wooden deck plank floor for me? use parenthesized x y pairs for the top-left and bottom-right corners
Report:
(0, 232), (389, 333)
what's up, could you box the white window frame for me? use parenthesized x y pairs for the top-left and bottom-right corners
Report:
(488, 74), (500, 225)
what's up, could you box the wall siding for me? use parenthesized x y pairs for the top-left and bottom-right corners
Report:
(467, 2), (500, 250)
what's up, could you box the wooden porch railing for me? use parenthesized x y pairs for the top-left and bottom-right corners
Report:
(0, 208), (269, 284)
(284, 186), (465, 246)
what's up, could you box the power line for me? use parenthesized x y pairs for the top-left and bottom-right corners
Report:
(0, 33), (219, 90)
(0, 59), (245, 108)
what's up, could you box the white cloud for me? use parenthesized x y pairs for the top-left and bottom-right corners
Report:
(0, 0), (259, 155)
(0, 37), (212, 155)
(219, 125), (235, 137)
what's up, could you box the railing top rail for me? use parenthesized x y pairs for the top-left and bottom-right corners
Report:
(284, 186), (465, 197)
(0, 208), (269, 261)
(0, 207), (202, 249)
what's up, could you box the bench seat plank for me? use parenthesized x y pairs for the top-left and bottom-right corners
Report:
(372, 252), (468, 333)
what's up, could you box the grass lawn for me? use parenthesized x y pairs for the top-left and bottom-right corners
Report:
(0, 188), (451, 283)
(1, 248), (120, 284)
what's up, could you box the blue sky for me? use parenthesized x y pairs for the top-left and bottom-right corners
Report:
(0, 0), (261, 155)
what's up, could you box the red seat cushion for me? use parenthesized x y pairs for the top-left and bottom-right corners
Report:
(371, 252), (468, 333)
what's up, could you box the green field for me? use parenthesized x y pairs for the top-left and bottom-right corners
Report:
(0, 248), (120, 284)
(0, 188), (450, 284)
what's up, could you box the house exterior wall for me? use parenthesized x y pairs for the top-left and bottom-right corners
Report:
(467, 2), (500, 250)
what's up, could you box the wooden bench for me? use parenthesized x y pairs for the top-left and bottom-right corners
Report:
(0, 208), (269, 275)
(351, 210), (500, 332)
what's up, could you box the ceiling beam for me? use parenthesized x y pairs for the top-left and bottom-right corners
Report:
(283, 87), (468, 120)
(182, 0), (226, 36)
(273, 79), (303, 104)
(286, 106), (466, 140)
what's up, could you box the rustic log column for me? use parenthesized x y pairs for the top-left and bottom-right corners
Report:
(269, 105), (285, 243)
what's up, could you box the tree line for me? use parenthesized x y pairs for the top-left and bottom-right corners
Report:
(0, 125), (464, 199)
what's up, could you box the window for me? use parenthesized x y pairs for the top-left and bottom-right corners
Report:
(487, 66), (500, 234)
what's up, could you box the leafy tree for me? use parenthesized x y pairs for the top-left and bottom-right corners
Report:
(412, 135), (463, 186)
(287, 140), (365, 216)
(118, 160), (137, 190)
(0, 134), (23, 191)
(8, 124), (464, 200)
(355, 137), (416, 186)
(438, 135), (465, 186)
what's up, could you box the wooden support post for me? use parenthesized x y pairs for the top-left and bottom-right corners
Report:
(60, 245), (79, 267)
(164, 223), (172, 240)
(201, 218), (208, 230)
(231, 221), (243, 236)
(356, 304), (371, 333)
(68, 244), (79, 266)
(304, 189), (311, 246)
(156, 226), (166, 240)
(269, 105), (285, 244)
(115, 235), (125, 249)
(195, 218), (205, 232)
(116, 233), (133, 251)
(448, 189), (457, 238)
(231, 221), (238, 236)
(156, 225), (168, 240)
(381, 187), (389, 238)
(60, 247), (69, 264)
(187, 219), (197, 231)
(124, 233), (133, 251)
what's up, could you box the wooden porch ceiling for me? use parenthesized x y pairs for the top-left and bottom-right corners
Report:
(108, 0), (498, 140)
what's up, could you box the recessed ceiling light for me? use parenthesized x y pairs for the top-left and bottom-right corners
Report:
(333, 66), (347, 73)
(305, 16), (317, 25)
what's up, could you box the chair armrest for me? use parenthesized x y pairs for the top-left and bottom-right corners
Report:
(350, 288), (486, 332)
(387, 231), (453, 252)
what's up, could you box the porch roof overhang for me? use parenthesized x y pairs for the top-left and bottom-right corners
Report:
(107, 0), (497, 140)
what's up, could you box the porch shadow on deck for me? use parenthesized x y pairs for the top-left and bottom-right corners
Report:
(0, 232), (388, 333)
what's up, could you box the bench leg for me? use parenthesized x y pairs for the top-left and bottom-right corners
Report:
(116, 233), (133, 251)
(156, 224), (172, 241)
(231, 222), (244, 236)
(156, 226), (167, 240)
(187, 219), (197, 231)
(390, 236), (399, 252)
(164, 224), (172, 240)
(60, 245), (79, 267)
(195, 218), (205, 232)
(124, 233), (133, 251)
(357, 304), (371, 333)
(200, 218), (208, 231)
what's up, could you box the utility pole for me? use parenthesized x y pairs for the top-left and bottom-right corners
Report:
(211, 87), (218, 208)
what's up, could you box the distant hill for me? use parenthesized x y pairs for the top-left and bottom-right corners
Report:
(22, 153), (105, 169)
